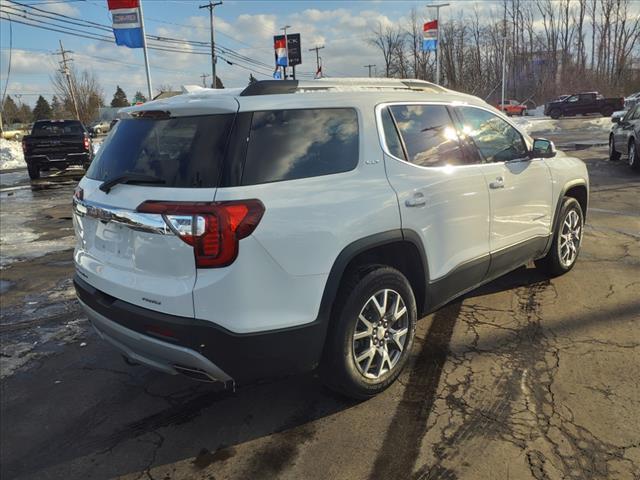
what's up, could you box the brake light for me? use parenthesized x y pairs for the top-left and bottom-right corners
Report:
(136, 200), (265, 268)
(83, 135), (90, 151)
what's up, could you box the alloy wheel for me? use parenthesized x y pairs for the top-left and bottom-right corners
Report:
(558, 209), (582, 268)
(352, 289), (409, 380)
(629, 143), (636, 167)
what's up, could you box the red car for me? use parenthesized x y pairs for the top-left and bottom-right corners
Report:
(497, 100), (527, 116)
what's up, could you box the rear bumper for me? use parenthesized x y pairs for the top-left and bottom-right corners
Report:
(26, 152), (91, 166)
(74, 275), (326, 384)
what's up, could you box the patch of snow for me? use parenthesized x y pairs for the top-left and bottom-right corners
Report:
(0, 138), (25, 170)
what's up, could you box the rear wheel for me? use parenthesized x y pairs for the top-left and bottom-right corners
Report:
(27, 163), (40, 180)
(535, 197), (584, 277)
(549, 109), (561, 119)
(629, 139), (640, 171)
(321, 266), (417, 399)
(601, 106), (614, 117)
(609, 135), (621, 161)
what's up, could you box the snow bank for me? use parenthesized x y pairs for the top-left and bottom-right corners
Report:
(0, 138), (25, 170)
(512, 116), (612, 134)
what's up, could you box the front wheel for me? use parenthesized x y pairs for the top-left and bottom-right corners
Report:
(601, 107), (614, 117)
(629, 140), (640, 171)
(549, 109), (561, 120)
(609, 135), (621, 161)
(321, 266), (417, 399)
(536, 197), (584, 277)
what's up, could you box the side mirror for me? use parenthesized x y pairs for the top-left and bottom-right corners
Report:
(611, 116), (621, 124)
(532, 138), (556, 158)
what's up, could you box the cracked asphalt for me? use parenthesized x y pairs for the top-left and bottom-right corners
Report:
(1, 119), (639, 480)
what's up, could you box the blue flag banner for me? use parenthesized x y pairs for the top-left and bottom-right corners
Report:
(108, 0), (144, 48)
(423, 20), (438, 52)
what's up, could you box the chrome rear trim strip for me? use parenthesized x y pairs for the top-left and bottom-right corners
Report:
(73, 198), (170, 235)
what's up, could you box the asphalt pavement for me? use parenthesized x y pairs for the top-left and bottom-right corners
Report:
(0, 118), (638, 480)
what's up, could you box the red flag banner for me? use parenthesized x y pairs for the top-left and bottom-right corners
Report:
(107, 0), (139, 9)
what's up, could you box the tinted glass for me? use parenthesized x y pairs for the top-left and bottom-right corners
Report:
(242, 108), (358, 185)
(380, 107), (406, 160)
(86, 114), (234, 188)
(32, 120), (84, 136)
(389, 104), (464, 167)
(458, 107), (528, 163)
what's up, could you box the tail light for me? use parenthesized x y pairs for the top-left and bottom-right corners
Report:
(136, 200), (265, 268)
(83, 135), (91, 151)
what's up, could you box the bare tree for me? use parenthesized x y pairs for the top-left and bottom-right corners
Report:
(51, 67), (104, 124)
(370, 22), (405, 77)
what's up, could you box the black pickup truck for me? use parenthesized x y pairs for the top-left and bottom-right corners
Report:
(22, 119), (94, 179)
(544, 92), (624, 119)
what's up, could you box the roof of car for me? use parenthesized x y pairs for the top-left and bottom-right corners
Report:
(124, 78), (489, 117)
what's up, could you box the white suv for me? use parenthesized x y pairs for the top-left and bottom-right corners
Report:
(73, 79), (588, 399)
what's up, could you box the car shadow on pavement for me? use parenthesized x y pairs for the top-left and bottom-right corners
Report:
(4, 265), (634, 479)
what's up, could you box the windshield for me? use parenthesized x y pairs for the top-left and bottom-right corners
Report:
(86, 114), (235, 188)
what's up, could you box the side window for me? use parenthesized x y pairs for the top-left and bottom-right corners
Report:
(567, 95), (579, 103)
(457, 106), (528, 163)
(242, 108), (359, 185)
(389, 104), (465, 167)
(380, 107), (406, 160)
(631, 105), (640, 120)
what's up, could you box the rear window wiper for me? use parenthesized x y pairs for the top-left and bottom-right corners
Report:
(99, 173), (166, 193)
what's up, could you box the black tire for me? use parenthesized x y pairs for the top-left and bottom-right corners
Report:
(609, 135), (621, 161)
(601, 107), (614, 117)
(321, 265), (417, 399)
(629, 139), (640, 171)
(27, 163), (40, 180)
(520, 109), (526, 116)
(535, 197), (584, 277)
(549, 109), (561, 120)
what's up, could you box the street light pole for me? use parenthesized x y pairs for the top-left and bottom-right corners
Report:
(426, 3), (449, 85)
(199, 1), (223, 88)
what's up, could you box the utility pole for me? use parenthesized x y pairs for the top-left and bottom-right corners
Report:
(281, 25), (291, 80)
(200, 73), (211, 87)
(364, 64), (376, 77)
(199, 1), (223, 88)
(501, 18), (508, 113)
(55, 40), (80, 120)
(309, 45), (324, 78)
(426, 3), (449, 85)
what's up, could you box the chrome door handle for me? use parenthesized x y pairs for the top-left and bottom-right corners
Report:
(405, 194), (426, 207)
(489, 177), (505, 189)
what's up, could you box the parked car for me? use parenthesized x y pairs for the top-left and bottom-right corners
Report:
(544, 92), (624, 119)
(609, 103), (640, 171)
(22, 119), (93, 179)
(73, 79), (589, 399)
(89, 120), (111, 136)
(1, 123), (29, 141)
(496, 99), (527, 116)
(624, 92), (640, 111)
(552, 94), (570, 102)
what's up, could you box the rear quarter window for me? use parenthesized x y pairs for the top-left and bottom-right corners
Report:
(241, 108), (359, 185)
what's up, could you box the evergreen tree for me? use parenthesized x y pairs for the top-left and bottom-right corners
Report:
(215, 76), (224, 89)
(248, 74), (258, 85)
(1, 95), (19, 125)
(110, 86), (129, 107)
(51, 95), (65, 118)
(32, 95), (53, 121)
(17, 104), (32, 124)
(132, 91), (147, 104)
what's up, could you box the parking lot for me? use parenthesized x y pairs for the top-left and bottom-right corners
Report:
(1, 117), (638, 480)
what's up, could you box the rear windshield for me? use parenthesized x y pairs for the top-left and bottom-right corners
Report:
(86, 114), (234, 188)
(32, 120), (84, 136)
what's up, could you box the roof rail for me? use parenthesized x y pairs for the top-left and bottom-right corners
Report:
(239, 78), (447, 96)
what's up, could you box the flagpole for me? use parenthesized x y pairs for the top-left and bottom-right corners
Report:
(138, 0), (153, 99)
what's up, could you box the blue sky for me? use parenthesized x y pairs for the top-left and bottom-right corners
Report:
(2, 0), (637, 106)
(0, 0), (501, 105)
